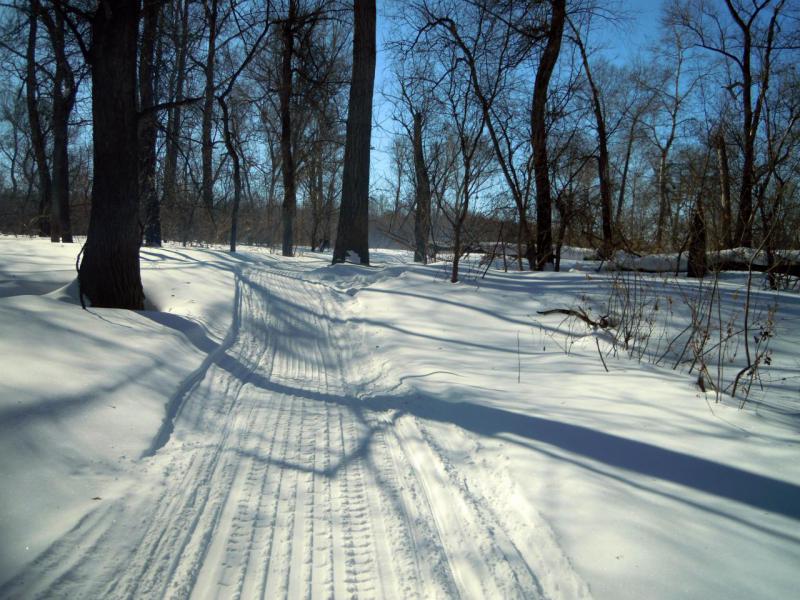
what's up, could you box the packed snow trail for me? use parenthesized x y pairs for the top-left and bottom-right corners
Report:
(0, 259), (583, 600)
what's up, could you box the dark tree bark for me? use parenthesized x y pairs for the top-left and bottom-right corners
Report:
(687, 198), (707, 278)
(280, 2), (297, 257)
(43, 5), (76, 243)
(140, 0), (161, 246)
(323, 160), (336, 244)
(163, 0), (190, 213)
(714, 127), (733, 249)
(26, 1), (52, 238)
(531, 0), (565, 270)
(219, 96), (242, 252)
(655, 149), (671, 249)
(78, 0), (144, 309)
(450, 141), (472, 284)
(201, 0), (218, 213)
(333, 0), (376, 265)
(412, 112), (431, 264)
(615, 120), (636, 227)
(730, 4), (754, 248)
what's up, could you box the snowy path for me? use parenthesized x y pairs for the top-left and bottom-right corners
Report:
(1, 261), (572, 600)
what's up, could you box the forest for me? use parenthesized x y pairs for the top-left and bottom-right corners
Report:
(1, 0), (798, 303)
(1, 1), (800, 599)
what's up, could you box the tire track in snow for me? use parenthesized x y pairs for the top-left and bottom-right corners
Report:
(150, 272), (274, 599)
(395, 415), (543, 599)
(0, 268), (270, 600)
(0, 257), (586, 600)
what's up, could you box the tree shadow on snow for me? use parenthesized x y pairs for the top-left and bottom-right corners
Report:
(144, 264), (800, 547)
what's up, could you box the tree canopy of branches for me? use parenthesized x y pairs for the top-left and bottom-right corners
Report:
(0, 0), (799, 304)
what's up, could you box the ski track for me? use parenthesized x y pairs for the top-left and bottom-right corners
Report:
(0, 258), (580, 600)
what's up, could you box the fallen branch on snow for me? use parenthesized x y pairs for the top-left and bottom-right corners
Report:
(537, 308), (613, 330)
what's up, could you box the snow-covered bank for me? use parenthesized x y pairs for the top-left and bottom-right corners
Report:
(1, 237), (798, 599)
(308, 256), (800, 599)
(0, 238), (238, 582)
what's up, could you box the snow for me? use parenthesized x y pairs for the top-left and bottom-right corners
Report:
(561, 246), (800, 273)
(0, 239), (238, 582)
(0, 236), (798, 599)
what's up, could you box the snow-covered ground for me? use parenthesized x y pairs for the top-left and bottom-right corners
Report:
(0, 236), (798, 599)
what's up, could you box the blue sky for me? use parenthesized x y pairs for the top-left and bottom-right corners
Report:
(368, 0), (667, 192)
(595, 0), (667, 62)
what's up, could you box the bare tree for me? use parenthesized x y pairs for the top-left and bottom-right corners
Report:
(77, 0), (145, 309)
(162, 0), (192, 221)
(44, 4), (77, 243)
(674, 0), (788, 247)
(437, 57), (491, 283)
(613, 62), (656, 233)
(639, 22), (697, 250)
(201, 0), (219, 215)
(333, 0), (376, 264)
(279, 0), (298, 255)
(412, 1), (537, 268)
(216, 1), (271, 252)
(412, 111), (433, 263)
(567, 16), (614, 258)
(386, 50), (437, 263)
(140, 0), (161, 246)
(712, 121), (734, 248)
(687, 145), (712, 277)
(26, 1), (52, 239)
(532, 0), (566, 269)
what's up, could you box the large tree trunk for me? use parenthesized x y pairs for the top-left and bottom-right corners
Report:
(280, 5), (297, 257)
(140, 0), (161, 246)
(531, 0), (565, 270)
(412, 112), (431, 264)
(46, 7), (75, 243)
(201, 0), (218, 213)
(26, 1), (52, 238)
(332, 0), (376, 265)
(78, 0), (144, 310)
